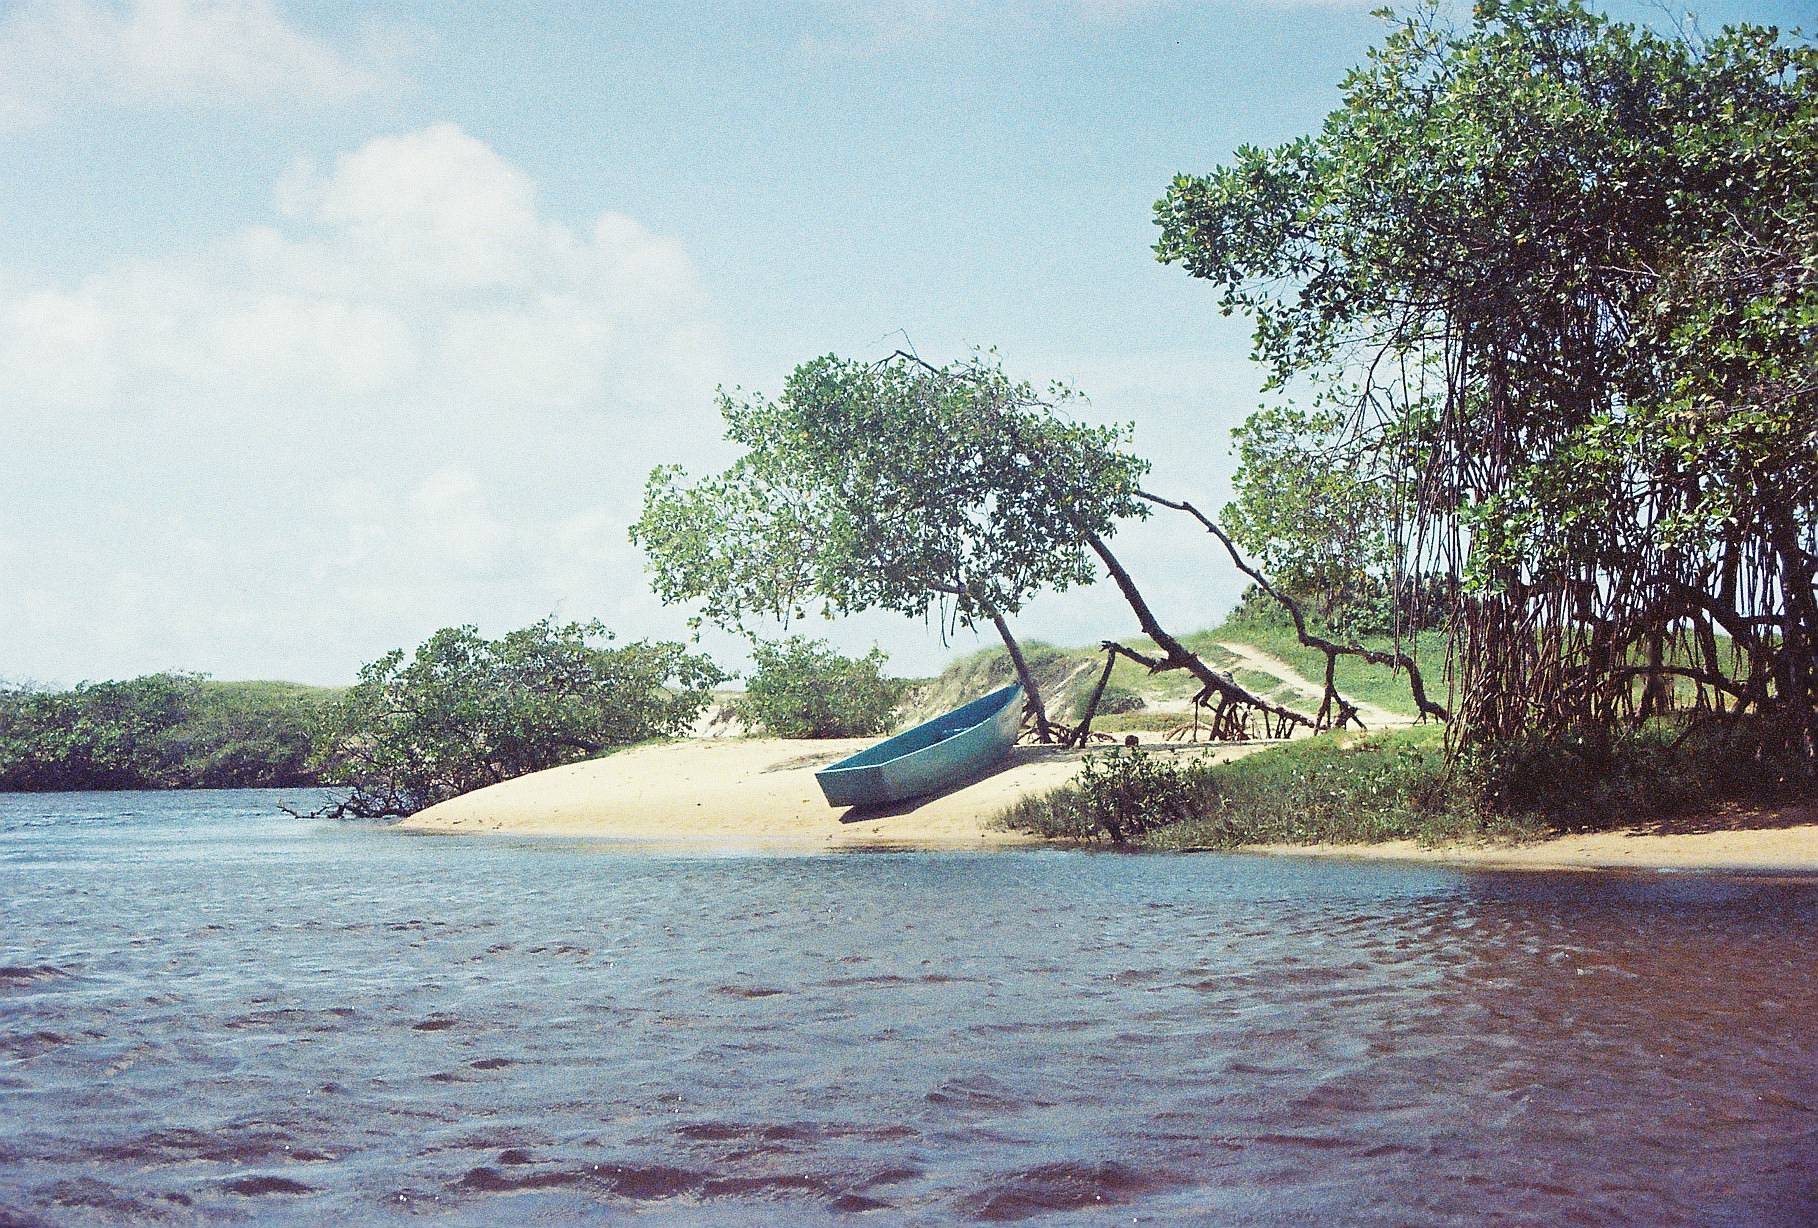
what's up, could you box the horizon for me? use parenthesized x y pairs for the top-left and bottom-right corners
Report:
(3, 0), (1804, 689)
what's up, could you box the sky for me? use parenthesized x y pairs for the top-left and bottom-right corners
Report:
(3, 0), (1811, 687)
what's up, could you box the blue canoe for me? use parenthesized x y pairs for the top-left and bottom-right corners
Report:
(815, 684), (1024, 808)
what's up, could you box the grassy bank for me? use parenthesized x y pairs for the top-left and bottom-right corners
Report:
(1177, 616), (1448, 719)
(901, 612), (1444, 736)
(998, 719), (1814, 850)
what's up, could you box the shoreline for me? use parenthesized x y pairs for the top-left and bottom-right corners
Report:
(399, 737), (1096, 851)
(400, 737), (1818, 873)
(1236, 805), (1818, 875)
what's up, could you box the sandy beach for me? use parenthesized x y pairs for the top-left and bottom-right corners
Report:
(402, 737), (1817, 871)
(400, 736), (1117, 850)
(1245, 804), (1818, 874)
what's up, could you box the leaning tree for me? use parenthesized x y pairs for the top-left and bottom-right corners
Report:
(632, 351), (1144, 739)
(633, 350), (1399, 743)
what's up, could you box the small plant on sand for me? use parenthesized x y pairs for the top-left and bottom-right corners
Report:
(998, 746), (1216, 843)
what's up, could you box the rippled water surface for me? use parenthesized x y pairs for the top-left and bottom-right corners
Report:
(3, 790), (1816, 1225)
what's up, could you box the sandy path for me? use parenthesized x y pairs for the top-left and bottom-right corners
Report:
(1215, 640), (1408, 728)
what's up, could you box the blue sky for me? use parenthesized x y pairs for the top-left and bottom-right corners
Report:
(3, 0), (1810, 686)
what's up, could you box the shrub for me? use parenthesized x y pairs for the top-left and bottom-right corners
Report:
(0, 674), (202, 790)
(737, 637), (906, 739)
(998, 746), (1217, 843)
(0, 676), (337, 793)
(1000, 729), (1519, 848)
(310, 620), (724, 817)
(1074, 747), (1215, 841)
(1002, 715), (1813, 851)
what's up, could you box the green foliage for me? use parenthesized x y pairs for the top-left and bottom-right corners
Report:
(1224, 407), (1416, 634)
(1073, 747), (1215, 841)
(168, 682), (331, 788)
(631, 351), (1150, 634)
(735, 637), (907, 739)
(1223, 405), (1451, 636)
(310, 620), (725, 818)
(1000, 732), (1487, 846)
(0, 674), (200, 790)
(1458, 718), (1816, 833)
(1002, 717), (1813, 850)
(1155, 0), (1818, 750)
(0, 676), (331, 791)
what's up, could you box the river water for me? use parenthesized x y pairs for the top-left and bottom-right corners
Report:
(2, 790), (1815, 1225)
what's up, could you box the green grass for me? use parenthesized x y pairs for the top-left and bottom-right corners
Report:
(901, 611), (1442, 730)
(998, 726), (1527, 848)
(198, 679), (344, 705)
(1181, 619), (1451, 718)
(997, 715), (1814, 851)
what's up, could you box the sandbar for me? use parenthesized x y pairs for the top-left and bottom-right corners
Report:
(402, 737), (1816, 871)
(401, 737), (1138, 851)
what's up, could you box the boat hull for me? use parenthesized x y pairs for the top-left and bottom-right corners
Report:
(814, 684), (1023, 808)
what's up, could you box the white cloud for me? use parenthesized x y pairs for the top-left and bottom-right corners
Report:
(276, 123), (544, 290)
(0, 122), (713, 413)
(0, 0), (394, 129)
(0, 124), (731, 685)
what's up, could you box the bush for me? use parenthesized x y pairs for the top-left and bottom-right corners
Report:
(1001, 715), (1814, 850)
(1000, 730), (1518, 847)
(0, 674), (201, 790)
(998, 747), (1217, 842)
(737, 637), (906, 738)
(0, 676), (332, 792)
(310, 620), (724, 817)
(167, 683), (328, 788)
(1075, 747), (1214, 841)
(1461, 717), (1815, 833)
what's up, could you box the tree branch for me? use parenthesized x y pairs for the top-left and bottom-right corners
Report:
(1137, 489), (1450, 723)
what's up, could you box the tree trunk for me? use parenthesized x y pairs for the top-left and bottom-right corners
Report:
(1082, 530), (1315, 732)
(991, 612), (1053, 742)
(1767, 512), (1818, 772)
(1069, 648), (1119, 748)
(1638, 629), (1672, 720)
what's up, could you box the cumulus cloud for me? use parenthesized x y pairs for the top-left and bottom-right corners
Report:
(0, 123), (713, 413)
(0, 0), (395, 129)
(0, 124), (729, 685)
